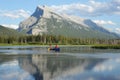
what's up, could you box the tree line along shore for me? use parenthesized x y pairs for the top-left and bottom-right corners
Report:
(0, 35), (120, 49)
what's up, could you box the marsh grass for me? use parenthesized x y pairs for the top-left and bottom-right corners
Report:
(92, 45), (120, 49)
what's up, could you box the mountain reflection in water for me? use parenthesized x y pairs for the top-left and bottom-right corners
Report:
(19, 54), (103, 80)
(0, 54), (115, 80)
(0, 53), (120, 80)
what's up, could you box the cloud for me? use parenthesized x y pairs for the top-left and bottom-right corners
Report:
(115, 28), (120, 34)
(50, 0), (120, 16)
(93, 20), (116, 25)
(93, 64), (113, 72)
(51, 3), (94, 16)
(2, 24), (18, 29)
(2, 13), (20, 19)
(0, 9), (30, 19)
(93, 59), (115, 72)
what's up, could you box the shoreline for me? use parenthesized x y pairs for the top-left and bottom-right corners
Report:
(1, 43), (120, 49)
(92, 45), (120, 49)
(0, 43), (91, 46)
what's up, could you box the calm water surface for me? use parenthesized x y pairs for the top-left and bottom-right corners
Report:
(0, 46), (120, 80)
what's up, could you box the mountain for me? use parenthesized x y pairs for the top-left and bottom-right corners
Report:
(18, 6), (119, 39)
(0, 25), (24, 36)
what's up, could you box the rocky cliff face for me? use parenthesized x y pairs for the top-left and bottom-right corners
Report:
(18, 6), (119, 39)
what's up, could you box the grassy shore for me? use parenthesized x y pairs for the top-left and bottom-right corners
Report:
(0, 43), (86, 46)
(1, 43), (120, 49)
(91, 45), (120, 49)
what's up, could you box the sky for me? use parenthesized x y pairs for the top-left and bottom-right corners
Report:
(0, 0), (120, 34)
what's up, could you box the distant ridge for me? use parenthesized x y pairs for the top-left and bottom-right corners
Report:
(0, 25), (24, 36)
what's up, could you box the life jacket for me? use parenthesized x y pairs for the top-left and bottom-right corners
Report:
(55, 45), (58, 48)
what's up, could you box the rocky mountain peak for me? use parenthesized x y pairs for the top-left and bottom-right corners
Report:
(32, 5), (53, 18)
(37, 5), (52, 11)
(18, 5), (119, 39)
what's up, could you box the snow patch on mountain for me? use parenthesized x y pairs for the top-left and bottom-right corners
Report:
(61, 14), (89, 28)
(32, 28), (47, 35)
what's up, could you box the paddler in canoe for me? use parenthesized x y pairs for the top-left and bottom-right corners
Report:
(48, 44), (60, 52)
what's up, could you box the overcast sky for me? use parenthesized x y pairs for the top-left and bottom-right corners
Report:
(0, 0), (120, 33)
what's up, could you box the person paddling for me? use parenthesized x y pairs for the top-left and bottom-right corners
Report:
(54, 44), (60, 52)
(48, 44), (52, 51)
(49, 44), (52, 49)
(55, 44), (58, 49)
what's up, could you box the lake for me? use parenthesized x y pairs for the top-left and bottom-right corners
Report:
(0, 46), (120, 80)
